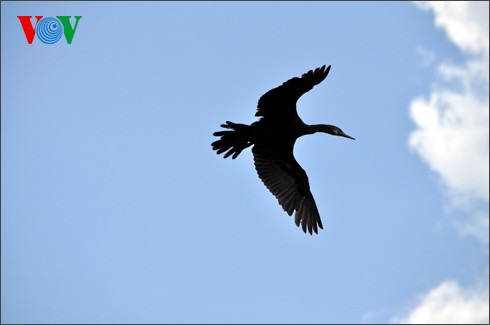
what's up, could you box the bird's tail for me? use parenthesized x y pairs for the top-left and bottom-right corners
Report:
(212, 121), (253, 159)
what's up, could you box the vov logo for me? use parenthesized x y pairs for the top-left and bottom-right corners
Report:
(17, 16), (82, 44)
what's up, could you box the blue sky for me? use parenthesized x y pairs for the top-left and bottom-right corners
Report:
(2, 2), (488, 324)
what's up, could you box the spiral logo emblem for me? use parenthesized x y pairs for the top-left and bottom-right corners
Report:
(36, 17), (63, 44)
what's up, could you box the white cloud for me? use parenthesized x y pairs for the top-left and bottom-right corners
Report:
(393, 280), (489, 324)
(398, 3), (490, 324)
(455, 211), (490, 245)
(416, 46), (436, 67)
(409, 1), (489, 243)
(414, 1), (489, 55)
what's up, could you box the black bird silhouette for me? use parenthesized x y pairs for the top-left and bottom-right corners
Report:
(212, 65), (355, 234)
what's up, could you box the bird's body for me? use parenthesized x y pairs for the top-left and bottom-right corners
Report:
(212, 65), (354, 234)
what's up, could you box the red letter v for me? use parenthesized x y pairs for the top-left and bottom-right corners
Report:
(17, 16), (43, 44)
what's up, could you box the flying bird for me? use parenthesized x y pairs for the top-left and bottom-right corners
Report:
(211, 65), (354, 234)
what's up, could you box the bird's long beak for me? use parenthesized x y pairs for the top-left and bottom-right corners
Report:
(340, 132), (355, 140)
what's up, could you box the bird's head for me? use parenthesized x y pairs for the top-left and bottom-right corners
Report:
(311, 124), (355, 140)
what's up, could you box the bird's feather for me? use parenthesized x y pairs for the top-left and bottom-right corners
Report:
(252, 145), (323, 235)
(255, 65), (331, 119)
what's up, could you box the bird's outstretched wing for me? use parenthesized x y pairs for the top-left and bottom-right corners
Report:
(256, 65), (331, 119)
(252, 145), (323, 234)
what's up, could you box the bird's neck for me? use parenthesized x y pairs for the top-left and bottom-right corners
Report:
(308, 124), (337, 135)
